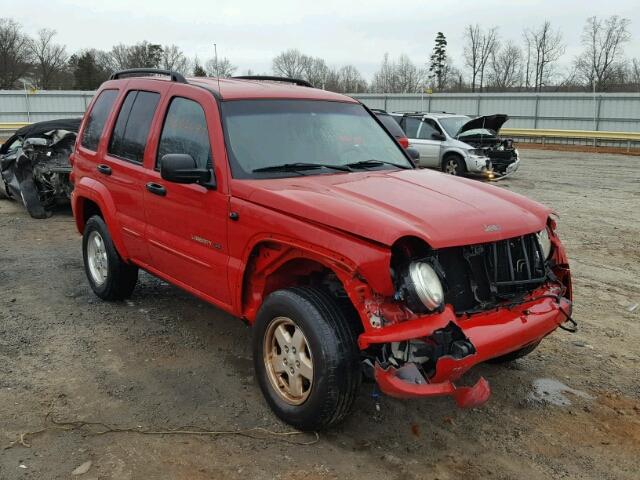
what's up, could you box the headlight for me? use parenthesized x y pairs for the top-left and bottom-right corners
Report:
(468, 148), (485, 156)
(406, 262), (444, 312)
(537, 228), (552, 259)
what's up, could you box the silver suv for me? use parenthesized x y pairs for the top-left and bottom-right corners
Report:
(390, 112), (520, 178)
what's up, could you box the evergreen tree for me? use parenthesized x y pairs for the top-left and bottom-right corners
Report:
(429, 32), (448, 90)
(193, 60), (207, 77)
(68, 50), (110, 89)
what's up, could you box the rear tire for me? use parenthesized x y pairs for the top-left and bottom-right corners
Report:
(442, 154), (466, 176)
(82, 215), (138, 300)
(253, 287), (361, 431)
(488, 341), (540, 364)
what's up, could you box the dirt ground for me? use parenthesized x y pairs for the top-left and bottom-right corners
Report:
(1, 149), (639, 480)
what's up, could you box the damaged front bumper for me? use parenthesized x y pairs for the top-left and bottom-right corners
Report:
(360, 286), (572, 408)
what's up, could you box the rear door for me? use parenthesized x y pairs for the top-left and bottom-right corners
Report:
(100, 86), (162, 263)
(142, 85), (231, 307)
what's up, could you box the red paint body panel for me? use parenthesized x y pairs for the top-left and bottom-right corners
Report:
(71, 76), (573, 410)
(375, 367), (491, 408)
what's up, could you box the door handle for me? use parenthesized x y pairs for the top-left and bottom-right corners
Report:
(145, 182), (166, 196)
(97, 164), (112, 175)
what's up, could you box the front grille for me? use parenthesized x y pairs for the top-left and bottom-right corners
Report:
(436, 233), (548, 313)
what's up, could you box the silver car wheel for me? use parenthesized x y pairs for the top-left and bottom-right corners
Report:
(445, 159), (459, 175)
(87, 230), (108, 286)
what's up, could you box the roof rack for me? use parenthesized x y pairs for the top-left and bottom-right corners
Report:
(370, 108), (389, 113)
(232, 75), (314, 88)
(392, 110), (428, 115)
(110, 68), (187, 84)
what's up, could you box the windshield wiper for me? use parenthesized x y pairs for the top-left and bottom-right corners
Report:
(345, 159), (411, 170)
(253, 162), (351, 173)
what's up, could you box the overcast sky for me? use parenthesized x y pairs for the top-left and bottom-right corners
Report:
(4, 0), (640, 79)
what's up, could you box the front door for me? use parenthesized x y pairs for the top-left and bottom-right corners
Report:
(142, 86), (231, 307)
(403, 117), (440, 167)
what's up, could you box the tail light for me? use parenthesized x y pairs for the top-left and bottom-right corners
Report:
(398, 137), (409, 149)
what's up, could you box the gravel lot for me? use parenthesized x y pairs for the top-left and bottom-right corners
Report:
(1, 149), (639, 480)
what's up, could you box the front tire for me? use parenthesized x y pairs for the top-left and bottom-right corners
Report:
(82, 215), (138, 300)
(442, 154), (466, 176)
(253, 287), (361, 431)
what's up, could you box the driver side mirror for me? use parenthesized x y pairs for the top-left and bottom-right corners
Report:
(406, 147), (420, 161)
(160, 154), (216, 189)
(431, 132), (446, 141)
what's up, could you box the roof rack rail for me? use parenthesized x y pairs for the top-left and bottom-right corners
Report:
(392, 110), (428, 115)
(232, 75), (314, 88)
(110, 68), (187, 84)
(370, 108), (388, 113)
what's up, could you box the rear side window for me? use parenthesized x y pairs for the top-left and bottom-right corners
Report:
(157, 97), (212, 169)
(109, 90), (160, 163)
(81, 89), (118, 151)
(375, 113), (405, 138)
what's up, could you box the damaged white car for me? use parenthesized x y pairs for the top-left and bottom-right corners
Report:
(390, 112), (520, 179)
(0, 118), (80, 218)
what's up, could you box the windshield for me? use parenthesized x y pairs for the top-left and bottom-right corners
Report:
(221, 100), (413, 179)
(437, 116), (472, 137)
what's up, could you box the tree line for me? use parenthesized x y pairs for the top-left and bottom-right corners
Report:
(1, 15), (638, 93)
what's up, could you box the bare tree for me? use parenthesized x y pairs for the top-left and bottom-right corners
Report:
(272, 49), (310, 78)
(205, 57), (236, 77)
(27, 29), (67, 89)
(338, 65), (367, 93)
(524, 21), (565, 91)
(629, 58), (640, 91)
(304, 56), (330, 88)
(109, 42), (163, 70)
(161, 45), (189, 74)
(370, 53), (395, 93)
(371, 53), (424, 93)
(0, 18), (32, 89)
(463, 24), (498, 92)
(396, 54), (424, 93)
(574, 16), (631, 91)
(489, 42), (523, 90)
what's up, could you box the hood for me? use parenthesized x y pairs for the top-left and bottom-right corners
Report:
(458, 114), (508, 135)
(236, 169), (550, 248)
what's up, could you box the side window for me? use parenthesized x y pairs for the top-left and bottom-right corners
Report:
(417, 120), (438, 140)
(157, 97), (212, 169)
(403, 117), (421, 138)
(108, 90), (160, 163)
(80, 89), (118, 151)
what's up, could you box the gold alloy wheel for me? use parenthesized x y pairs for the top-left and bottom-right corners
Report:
(263, 316), (314, 405)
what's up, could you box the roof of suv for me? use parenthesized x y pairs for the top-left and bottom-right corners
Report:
(105, 75), (357, 103)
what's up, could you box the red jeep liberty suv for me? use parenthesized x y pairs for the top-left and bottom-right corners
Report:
(70, 69), (573, 430)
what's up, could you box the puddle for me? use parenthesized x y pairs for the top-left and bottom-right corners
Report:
(528, 378), (593, 406)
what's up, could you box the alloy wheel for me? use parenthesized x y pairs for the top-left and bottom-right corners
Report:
(263, 316), (314, 405)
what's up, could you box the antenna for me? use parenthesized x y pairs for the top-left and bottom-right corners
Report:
(214, 43), (221, 92)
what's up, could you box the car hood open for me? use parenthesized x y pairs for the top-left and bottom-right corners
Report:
(457, 114), (509, 135)
(236, 169), (550, 248)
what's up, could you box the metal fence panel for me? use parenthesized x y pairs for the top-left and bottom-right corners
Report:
(1, 90), (639, 132)
(0, 90), (94, 123)
(351, 92), (640, 133)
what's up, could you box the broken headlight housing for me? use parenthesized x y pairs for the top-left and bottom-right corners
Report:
(403, 262), (444, 313)
(467, 148), (486, 157)
(537, 228), (552, 259)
